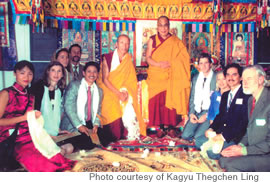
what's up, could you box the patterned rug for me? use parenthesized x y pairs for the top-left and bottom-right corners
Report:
(67, 148), (223, 172)
(101, 130), (196, 152)
(67, 134), (223, 172)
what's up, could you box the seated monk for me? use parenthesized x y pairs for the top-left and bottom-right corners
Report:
(97, 34), (146, 143)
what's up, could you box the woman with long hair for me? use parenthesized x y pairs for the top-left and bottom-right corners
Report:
(30, 61), (73, 155)
(51, 48), (72, 86)
(0, 61), (76, 171)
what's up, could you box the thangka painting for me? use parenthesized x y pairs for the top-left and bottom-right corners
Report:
(136, 20), (182, 66)
(101, 31), (135, 62)
(62, 29), (95, 63)
(183, 32), (213, 60)
(0, 2), (17, 71)
(0, 2), (9, 47)
(224, 32), (254, 66)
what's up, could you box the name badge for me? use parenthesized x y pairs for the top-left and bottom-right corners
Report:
(216, 96), (221, 102)
(256, 119), (266, 126)
(236, 98), (243, 105)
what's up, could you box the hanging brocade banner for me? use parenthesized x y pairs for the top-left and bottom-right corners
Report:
(11, 0), (257, 22)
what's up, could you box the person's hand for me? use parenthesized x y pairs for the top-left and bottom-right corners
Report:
(189, 114), (198, 124)
(198, 113), (207, 123)
(118, 91), (128, 102)
(35, 111), (42, 119)
(23, 110), (41, 120)
(159, 61), (170, 69)
(205, 128), (216, 138)
(212, 134), (224, 142)
(221, 145), (243, 157)
(92, 125), (98, 134)
(59, 130), (71, 135)
(78, 125), (91, 136)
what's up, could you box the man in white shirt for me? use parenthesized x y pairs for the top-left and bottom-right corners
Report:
(195, 63), (250, 160)
(181, 53), (216, 142)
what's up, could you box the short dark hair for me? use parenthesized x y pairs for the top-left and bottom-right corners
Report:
(198, 53), (212, 64)
(69, 44), (81, 54)
(224, 63), (243, 77)
(43, 61), (66, 89)
(55, 48), (69, 60)
(14, 60), (35, 74)
(83, 61), (100, 72)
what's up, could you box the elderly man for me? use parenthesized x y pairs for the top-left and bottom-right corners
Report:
(220, 65), (270, 172)
(195, 63), (250, 159)
(146, 16), (190, 136)
(97, 34), (146, 142)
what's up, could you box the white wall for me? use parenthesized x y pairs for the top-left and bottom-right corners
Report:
(0, 24), (30, 90)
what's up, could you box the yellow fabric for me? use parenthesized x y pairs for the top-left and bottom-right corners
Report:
(97, 54), (146, 136)
(147, 35), (191, 115)
(141, 80), (149, 124)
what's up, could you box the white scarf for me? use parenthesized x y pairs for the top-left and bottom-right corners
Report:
(77, 78), (100, 125)
(194, 70), (214, 113)
(110, 49), (121, 72)
(120, 88), (140, 141)
(27, 111), (61, 159)
(41, 86), (61, 136)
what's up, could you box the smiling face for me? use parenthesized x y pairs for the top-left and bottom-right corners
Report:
(116, 35), (130, 56)
(226, 67), (241, 90)
(83, 65), (98, 86)
(216, 72), (229, 90)
(14, 66), (34, 88)
(157, 17), (169, 39)
(198, 57), (211, 75)
(48, 65), (63, 84)
(70, 46), (81, 65)
(56, 50), (69, 68)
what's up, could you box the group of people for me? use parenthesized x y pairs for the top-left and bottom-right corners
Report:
(0, 16), (269, 172)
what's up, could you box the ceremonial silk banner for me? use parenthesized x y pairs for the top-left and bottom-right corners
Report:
(11, 0), (257, 22)
(135, 20), (182, 66)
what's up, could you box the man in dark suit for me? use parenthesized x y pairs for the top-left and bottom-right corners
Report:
(220, 65), (270, 172)
(181, 53), (216, 141)
(69, 44), (84, 81)
(195, 63), (250, 159)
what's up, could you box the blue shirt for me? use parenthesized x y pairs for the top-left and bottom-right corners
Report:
(207, 91), (221, 121)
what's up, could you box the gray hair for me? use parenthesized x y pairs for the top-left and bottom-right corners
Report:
(243, 65), (267, 86)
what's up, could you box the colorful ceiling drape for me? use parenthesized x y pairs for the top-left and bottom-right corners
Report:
(11, 0), (257, 22)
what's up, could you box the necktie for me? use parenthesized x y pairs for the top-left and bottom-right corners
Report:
(87, 86), (92, 121)
(200, 78), (207, 110)
(74, 65), (79, 80)
(250, 98), (256, 116)
(227, 92), (233, 111)
(202, 77), (207, 88)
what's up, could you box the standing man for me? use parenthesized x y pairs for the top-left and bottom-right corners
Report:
(181, 53), (216, 142)
(146, 16), (190, 135)
(220, 65), (270, 172)
(196, 63), (250, 159)
(97, 34), (146, 142)
(69, 44), (83, 81)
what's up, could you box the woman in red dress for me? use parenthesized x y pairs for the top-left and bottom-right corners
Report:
(0, 61), (76, 172)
